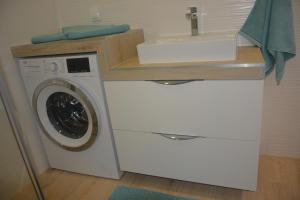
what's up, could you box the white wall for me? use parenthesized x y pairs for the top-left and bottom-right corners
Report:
(0, 0), (60, 173)
(54, 0), (255, 39)
(260, 1), (300, 158)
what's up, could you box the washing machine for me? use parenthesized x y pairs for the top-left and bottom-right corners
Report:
(18, 53), (122, 179)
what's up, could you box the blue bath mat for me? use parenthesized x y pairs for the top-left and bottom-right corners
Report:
(109, 186), (195, 200)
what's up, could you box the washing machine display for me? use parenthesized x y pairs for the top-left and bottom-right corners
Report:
(33, 79), (98, 151)
(66, 57), (90, 73)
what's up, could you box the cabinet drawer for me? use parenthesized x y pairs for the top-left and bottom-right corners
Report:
(105, 80), (263, 140)
(114, 130), (259, 191)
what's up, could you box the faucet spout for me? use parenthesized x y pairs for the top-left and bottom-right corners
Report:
(186, 6), (199, 36)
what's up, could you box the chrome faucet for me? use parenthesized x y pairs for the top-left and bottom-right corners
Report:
(186, 6), (199, 36)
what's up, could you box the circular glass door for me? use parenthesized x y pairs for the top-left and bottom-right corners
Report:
(33, 79), (98, 151)
(46, 92), (88, 139)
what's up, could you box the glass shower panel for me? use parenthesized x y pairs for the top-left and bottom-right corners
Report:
(0, 93), (38, 199)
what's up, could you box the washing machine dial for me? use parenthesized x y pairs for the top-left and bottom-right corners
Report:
(47, 62), (59, 72)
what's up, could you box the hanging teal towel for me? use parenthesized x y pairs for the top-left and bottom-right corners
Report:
(62, 24), (130, 39)
(31, 32), (68, 44)
(240, 0), (296, 84)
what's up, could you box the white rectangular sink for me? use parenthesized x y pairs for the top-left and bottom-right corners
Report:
(137, 32), (237, 64)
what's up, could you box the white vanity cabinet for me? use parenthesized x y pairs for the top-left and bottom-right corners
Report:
(104, 80), (264, 191)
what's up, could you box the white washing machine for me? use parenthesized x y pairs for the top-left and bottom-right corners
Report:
(19, 53), (122, 179)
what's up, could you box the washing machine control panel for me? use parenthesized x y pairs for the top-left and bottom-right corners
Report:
(41, 54), (98, 77)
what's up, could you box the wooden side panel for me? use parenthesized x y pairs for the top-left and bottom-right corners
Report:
(105, 29), (144, 67)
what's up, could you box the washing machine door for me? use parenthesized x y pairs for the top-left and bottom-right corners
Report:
(33, 79), (98, 151)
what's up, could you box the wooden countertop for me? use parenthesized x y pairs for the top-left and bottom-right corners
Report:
(11, 29), (265, 81)
(106, 47), (264, 80)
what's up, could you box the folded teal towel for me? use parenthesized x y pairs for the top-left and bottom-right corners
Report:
(31, 24), (130, 44)
(240, 0), (296, 84)
(62, 24), (130, 39)
(31, 32), (68, 44)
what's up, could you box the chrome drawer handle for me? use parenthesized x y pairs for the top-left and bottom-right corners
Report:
(153, 132), (206, 140)
(151, 80), (196, 85)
